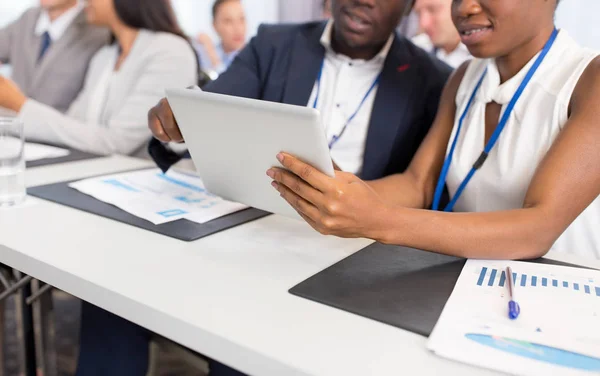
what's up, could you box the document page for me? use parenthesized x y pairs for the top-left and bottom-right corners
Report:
(69, 168), (248, 225)
(428, 259), (600, 376)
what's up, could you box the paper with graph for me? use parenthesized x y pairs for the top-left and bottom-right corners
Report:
(428, 259), (600, 376)
(69, 168), (247, 225)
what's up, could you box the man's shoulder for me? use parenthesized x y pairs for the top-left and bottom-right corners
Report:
(21, 7), (42, 19)
(7, 7), (42, 29)
(254, 21), (325, 45)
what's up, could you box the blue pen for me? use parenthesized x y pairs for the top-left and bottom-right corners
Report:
(506, 266), (520, 320)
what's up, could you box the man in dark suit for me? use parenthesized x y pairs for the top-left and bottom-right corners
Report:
(149, 1), (450, 181)
(77, 0), (452, 375)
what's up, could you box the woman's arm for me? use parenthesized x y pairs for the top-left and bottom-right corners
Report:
(378, 57), (600, 259)
(269, 57), (600, 260)
(18, 38), (198, 155)
(365, 62), (468, 208)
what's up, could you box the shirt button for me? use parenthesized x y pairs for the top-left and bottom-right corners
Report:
(348, 62), (353, 67)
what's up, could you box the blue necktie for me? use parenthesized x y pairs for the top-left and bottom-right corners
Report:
(38, 31), (51, 62)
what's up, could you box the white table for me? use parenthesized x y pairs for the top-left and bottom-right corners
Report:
(1, 155), (598, 376)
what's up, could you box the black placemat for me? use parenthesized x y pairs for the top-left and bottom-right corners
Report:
(26, 147), (101, 168)
(290, 243), (586, 337)
(28, 179), (269, 241)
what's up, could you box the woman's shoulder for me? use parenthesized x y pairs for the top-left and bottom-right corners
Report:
(454, 58), (487, 99)
(88, 43), (118, 68)
(536, 31), (599, 110)
(137, 30), (194, 55)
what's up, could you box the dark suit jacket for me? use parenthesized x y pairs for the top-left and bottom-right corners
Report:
(150, 21), (452, 180)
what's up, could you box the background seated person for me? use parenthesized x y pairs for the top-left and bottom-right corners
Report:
(195, 0), (247, 78)
(0, 0), (197, 156)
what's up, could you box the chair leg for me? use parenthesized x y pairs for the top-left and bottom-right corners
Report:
(146, 340), (159, 376)
(31, 279), (57, 376)
(0, 295), (5, 375)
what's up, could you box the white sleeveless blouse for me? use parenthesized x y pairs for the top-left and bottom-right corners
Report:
(446, 30), (600, 260)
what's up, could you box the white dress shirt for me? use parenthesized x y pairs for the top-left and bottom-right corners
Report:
(412, 33), (471, 69)
(35, 2), (84, 41)
(306, 20), (393, 175)
(195, 42), (241, 76)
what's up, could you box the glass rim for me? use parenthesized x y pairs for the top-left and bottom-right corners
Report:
(0, 117), (23, 125)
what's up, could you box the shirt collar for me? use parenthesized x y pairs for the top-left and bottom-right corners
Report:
(478, 29), (566, 105)
(320, 19), (394, 63)
(438, 42), (469, 58)
(35, 2), (84, 41)
(217, 44), (240, 60)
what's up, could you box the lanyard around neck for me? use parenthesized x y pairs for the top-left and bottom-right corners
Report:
(312, 60), (382, 149)
(432, 28), (559, 212)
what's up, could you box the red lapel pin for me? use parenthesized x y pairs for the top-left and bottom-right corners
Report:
(397, 64), (410, 72)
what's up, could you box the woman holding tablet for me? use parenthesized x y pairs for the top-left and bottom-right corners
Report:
(269, 0), (600, 260)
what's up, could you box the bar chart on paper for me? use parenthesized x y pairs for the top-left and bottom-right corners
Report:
(428, 260), (600, 376)
(475, 266), (600, 297)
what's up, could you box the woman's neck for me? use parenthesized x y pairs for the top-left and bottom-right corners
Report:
(112, 22), (139, 57)
(495, 25), (555, 84)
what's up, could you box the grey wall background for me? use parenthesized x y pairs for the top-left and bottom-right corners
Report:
(0, 1), (597, 49)
(279, 0), (324, 23)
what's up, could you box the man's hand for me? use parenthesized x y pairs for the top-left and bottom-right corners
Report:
(147, 98), (184, 143)
(196, 33), (222, 69)
(0, 76), (26, 112)
(196, 33), (212, 47)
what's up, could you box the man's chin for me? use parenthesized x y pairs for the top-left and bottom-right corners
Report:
(344, 33), (384, 49)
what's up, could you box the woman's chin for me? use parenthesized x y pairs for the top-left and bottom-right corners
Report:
(465, 45), (496, 60)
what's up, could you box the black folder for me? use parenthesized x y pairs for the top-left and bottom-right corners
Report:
(289, 243), (587, 337)
(28, 179), (270, 241)
(26, 148), (100, 168)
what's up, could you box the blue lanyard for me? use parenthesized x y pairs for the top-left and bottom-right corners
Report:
(432, 28), (559, 212)
(312, 61), (382, 149)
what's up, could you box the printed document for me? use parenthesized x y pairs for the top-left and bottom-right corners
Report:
(428, 259), (600, 375)
(69, 168), (248, 225)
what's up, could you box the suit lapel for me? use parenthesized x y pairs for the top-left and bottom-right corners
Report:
(281, 23), (327, 106)
(361, 36), (419, 180)
(24, 30), (42, 93)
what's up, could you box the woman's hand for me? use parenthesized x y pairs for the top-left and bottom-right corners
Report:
(0, 76), (26, 112)
(267, 153), (389, 240)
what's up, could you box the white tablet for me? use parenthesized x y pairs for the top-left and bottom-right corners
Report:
(166, 89), (334, 219)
